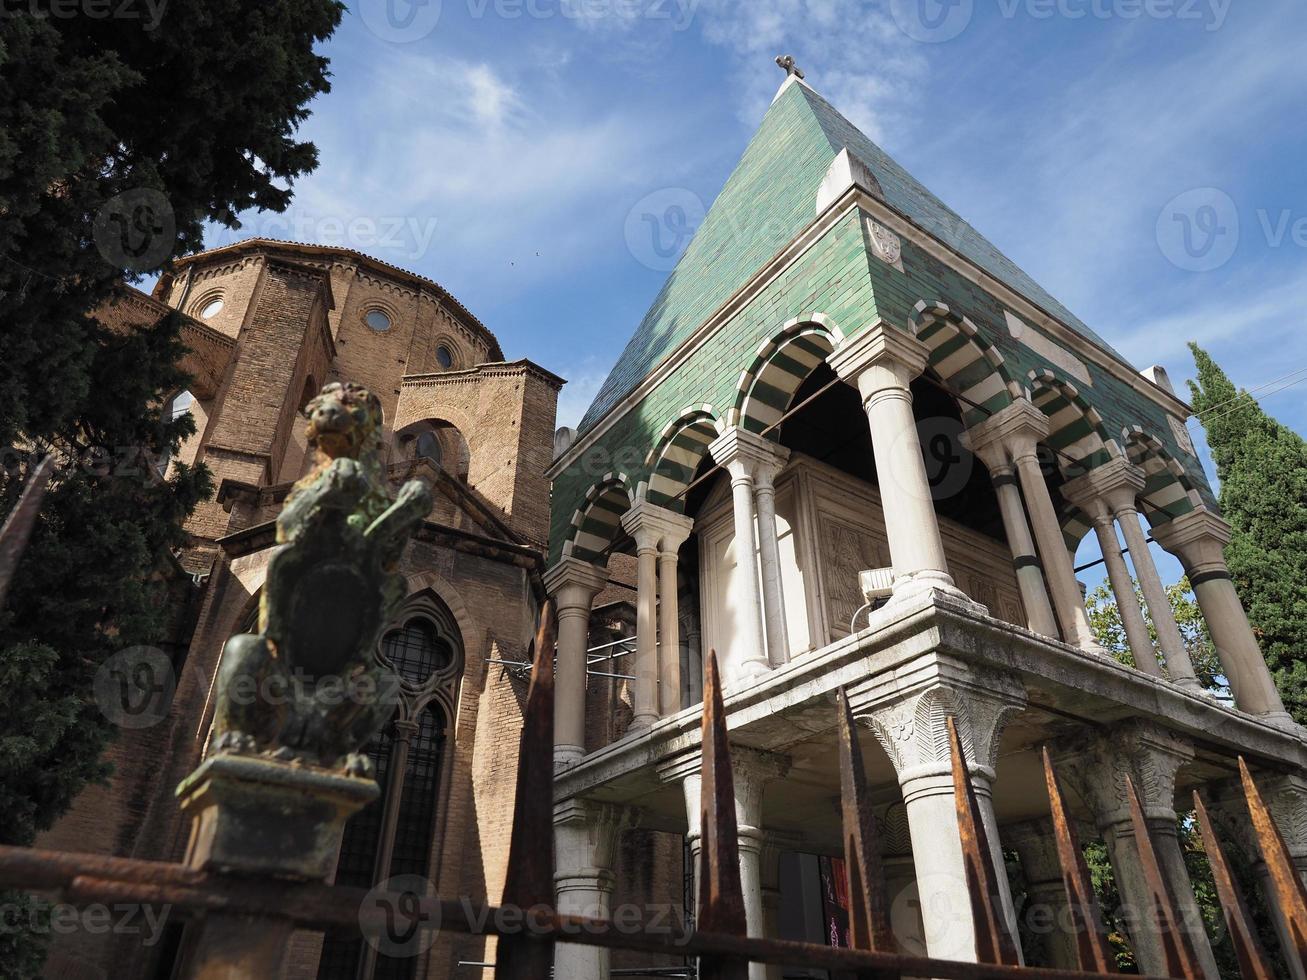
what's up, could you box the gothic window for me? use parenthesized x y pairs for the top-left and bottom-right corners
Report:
(316, 597), (462, 980)
(415, 430), (442, 467)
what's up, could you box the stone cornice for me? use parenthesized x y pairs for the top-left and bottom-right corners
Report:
(402, 358), (565, 391)
(552, 590), (1307, 802)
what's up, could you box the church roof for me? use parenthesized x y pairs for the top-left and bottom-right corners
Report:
(577, 77), (1123, 433)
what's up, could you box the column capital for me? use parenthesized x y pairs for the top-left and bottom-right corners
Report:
(708, 426), (788, 482)
(544, 557), (610, 607)
(620, 500), (694, 553)
(751, 445), (791, 491)
(1054, 720), (1192, 829)
(961, 399), (1051, 462)
(1149, 507), (1231, 575)
(851, 663), (1027, 785)
(826, 320), (930, 397)
(1060, 457), (1145, 517)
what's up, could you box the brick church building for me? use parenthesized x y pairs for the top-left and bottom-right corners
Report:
(37, 239), (572, 980)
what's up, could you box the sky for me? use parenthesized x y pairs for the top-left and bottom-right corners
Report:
(206, 0), (1307, 586)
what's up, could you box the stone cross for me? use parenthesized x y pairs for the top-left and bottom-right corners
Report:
(775, 54), (805, 79)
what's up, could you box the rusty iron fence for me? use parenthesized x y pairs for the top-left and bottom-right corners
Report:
(2, 464), (1307, 978)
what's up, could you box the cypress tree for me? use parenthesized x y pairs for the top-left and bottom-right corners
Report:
(1187, 343), (1307, 724)
(0, 2), (343, 972)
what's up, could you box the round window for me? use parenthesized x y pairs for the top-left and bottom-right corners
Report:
(365, 309), (392, 332)
(435, 345), (453, 369)
(199, 298), (224, 319)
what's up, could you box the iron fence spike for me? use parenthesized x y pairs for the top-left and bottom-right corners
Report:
(1238, 756), (1307, 968)
(1122, 773), (1203, 978)
(1191, 791), (1274, 979)
(495, 600), (557, 979)
(1040, 747), (1116, 973)
(837, 687), (896, 956)
(946, 716), (1021, 965)
(696, 649), (748, 980)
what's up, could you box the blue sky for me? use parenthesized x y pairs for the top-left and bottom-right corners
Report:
(208, 0), (1307, 586)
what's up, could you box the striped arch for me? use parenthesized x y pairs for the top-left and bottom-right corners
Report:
(734, 313), (846, 436)
(644, 406), (725, 511)
(1060, 504), (1094, 554)
(910, 301), (1024, 426)
(562, 473), (633, 565)
(1122, 425), (1203, 528)
(1027, 370), (1120, 476)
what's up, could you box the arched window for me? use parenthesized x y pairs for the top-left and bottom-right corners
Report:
(316, 599), (462, 980)
(434, 345), (454, 370)
(415, 431), (442, 467)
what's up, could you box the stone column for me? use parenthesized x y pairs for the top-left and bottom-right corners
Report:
(1057, 722), (1218, 978)
(708, 428), (771, 682)
(1006, 819), (1081, 970)
(1153, 508), (1293, 722)
(759, 835), (793, 980)
(1060, 471), (1162, 677)
(964, 401), (1098, 650)
(827, 322), (970, 605)
(855, 663), (1027, 962)
(751, 444), (792, 667)
(660, 748), (790, 980)
(544, 558), (610, 768)
(554, 799), (632, 980)
(964, 437), (1058, 636)
(1087, 460), (1200, 690)
(621, 502), (693, 733)
(657, 517), (694, 716)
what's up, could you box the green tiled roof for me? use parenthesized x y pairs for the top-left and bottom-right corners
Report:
(578, 79), (1126, 434)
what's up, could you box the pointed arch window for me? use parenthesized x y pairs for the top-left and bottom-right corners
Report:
(316, 596), (463, 980)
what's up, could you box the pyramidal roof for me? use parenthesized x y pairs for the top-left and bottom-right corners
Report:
(577, 76), (1121, 433)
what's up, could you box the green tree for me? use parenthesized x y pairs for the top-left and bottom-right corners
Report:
(0, 1), (342, 973)
(1084, 578), (1287, 977)
(1084, 578), (1226, 696)
(1187, 343), (1307, 726)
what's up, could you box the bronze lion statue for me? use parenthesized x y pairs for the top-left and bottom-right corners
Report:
(209, 382), (432, 774)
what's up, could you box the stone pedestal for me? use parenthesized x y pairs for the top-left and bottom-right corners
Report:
(177, 753), (379, 880)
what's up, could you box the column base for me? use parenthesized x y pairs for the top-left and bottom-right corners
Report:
(1259, 710), (1303, 734)
(889, 570), (988, 616)
(554, 745), (585, 772)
